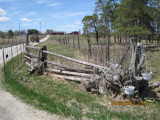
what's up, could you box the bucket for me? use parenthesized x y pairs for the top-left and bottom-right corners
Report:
(124, 86), (135, 95)
(142, 72), (152, 80)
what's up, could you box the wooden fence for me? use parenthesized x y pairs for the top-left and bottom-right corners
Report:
(24, 38), (158, 98)
(24, 45), (124, 94)
(25, 45), (103, 78)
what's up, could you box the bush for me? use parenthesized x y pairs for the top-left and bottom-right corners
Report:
(30, 35), (40, 43)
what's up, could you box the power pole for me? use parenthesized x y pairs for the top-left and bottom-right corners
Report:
(19, 23), (21, 39)
(40, 22), (41, 34)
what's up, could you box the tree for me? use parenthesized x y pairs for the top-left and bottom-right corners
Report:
(113, 0), (155, 37)
(45, 29), (54, 34)
(8, 30), (14, 38)
(150, 0), (160, 34)
(95, 0), (116, 62)
(0, 31), (6, 38)
(82, 16), (92, 57)
(91, 14), (100, 44)
(14, 30), (26, 38)
(82, 14), (99, 44)
(27, 29), (39, 35)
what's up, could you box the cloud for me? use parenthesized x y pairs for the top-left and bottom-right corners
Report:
(68, 12), (87, 16)
(32, 18), (42, 21)
(47, 3), (59, 7)
(0, 8), (6, 15)
(21, 17), (32, 22)
(10, 10), (21, 16)
(25, 12), (37, 17)
(59, 23), (82, 32)
(75, 21), (81, 25)
(64, 24), (76, 28)
(21, 22), (38, 26)
(51, 11), (88, 19)
(0, 17), (10, 21)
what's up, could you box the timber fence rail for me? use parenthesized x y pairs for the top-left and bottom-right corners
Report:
(24, 45), (120, 84)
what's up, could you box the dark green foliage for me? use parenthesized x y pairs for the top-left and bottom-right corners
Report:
(27, 29), (39, 35)
(83, 0), (159, 37)
(7, 29), (14, 38)
(113, 0), (155, 36)
(0, 31), (6, 38)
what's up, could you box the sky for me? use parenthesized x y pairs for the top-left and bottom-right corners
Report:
(0, 0), (97, 33)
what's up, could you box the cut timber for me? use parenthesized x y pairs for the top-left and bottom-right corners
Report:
(25, 52), (39, 58)
(46, 68), (93, 78)
(24, 55), (38, 62)
(48, 73), (89, 82)
(46, 60), (93, 73)
(26, 62), (31, 67)
(150, 82), (160, 88)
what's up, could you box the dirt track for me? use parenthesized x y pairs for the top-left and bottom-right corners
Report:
(0, 87), (67, 120)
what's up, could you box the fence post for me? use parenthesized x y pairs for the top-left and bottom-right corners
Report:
(26, 34), (29, 45)
(42, 45), (47, 68)
(77, 35), (80, 49)
(68, 36), (70, 45)
(2, 47), (7, 82)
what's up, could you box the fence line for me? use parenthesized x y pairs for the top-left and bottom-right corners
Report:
(1, 40), (25, 82)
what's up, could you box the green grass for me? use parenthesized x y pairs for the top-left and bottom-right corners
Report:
(3, 58), (147, 120)
(37, 38), (78, 58)
(146, 51), (160, 82)
(2, 37), (160, 120)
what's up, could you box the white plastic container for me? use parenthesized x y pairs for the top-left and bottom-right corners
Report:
(124, 86), (135, 95)
(142, 72), (152, 80)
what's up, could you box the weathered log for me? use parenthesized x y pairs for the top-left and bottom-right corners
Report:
(25, 52), (39, 58)
(150, 82), (160, 89)
(137, 54), (145, 73)
(46, 68), (93, 78)
(46, 60), (93, 73)
(43, 50), (109, 69)
(26, 62), (31, 67)
(48, 73), (89, 82)
(24, 55), (38, 62)
(119, 45), (130, 65)
(26, 45), (41, 50)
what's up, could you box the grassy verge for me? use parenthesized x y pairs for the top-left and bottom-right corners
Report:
(2, 37), (160, 120)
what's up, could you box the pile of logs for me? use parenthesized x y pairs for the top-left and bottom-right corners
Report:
(24, 38), (159, 99)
